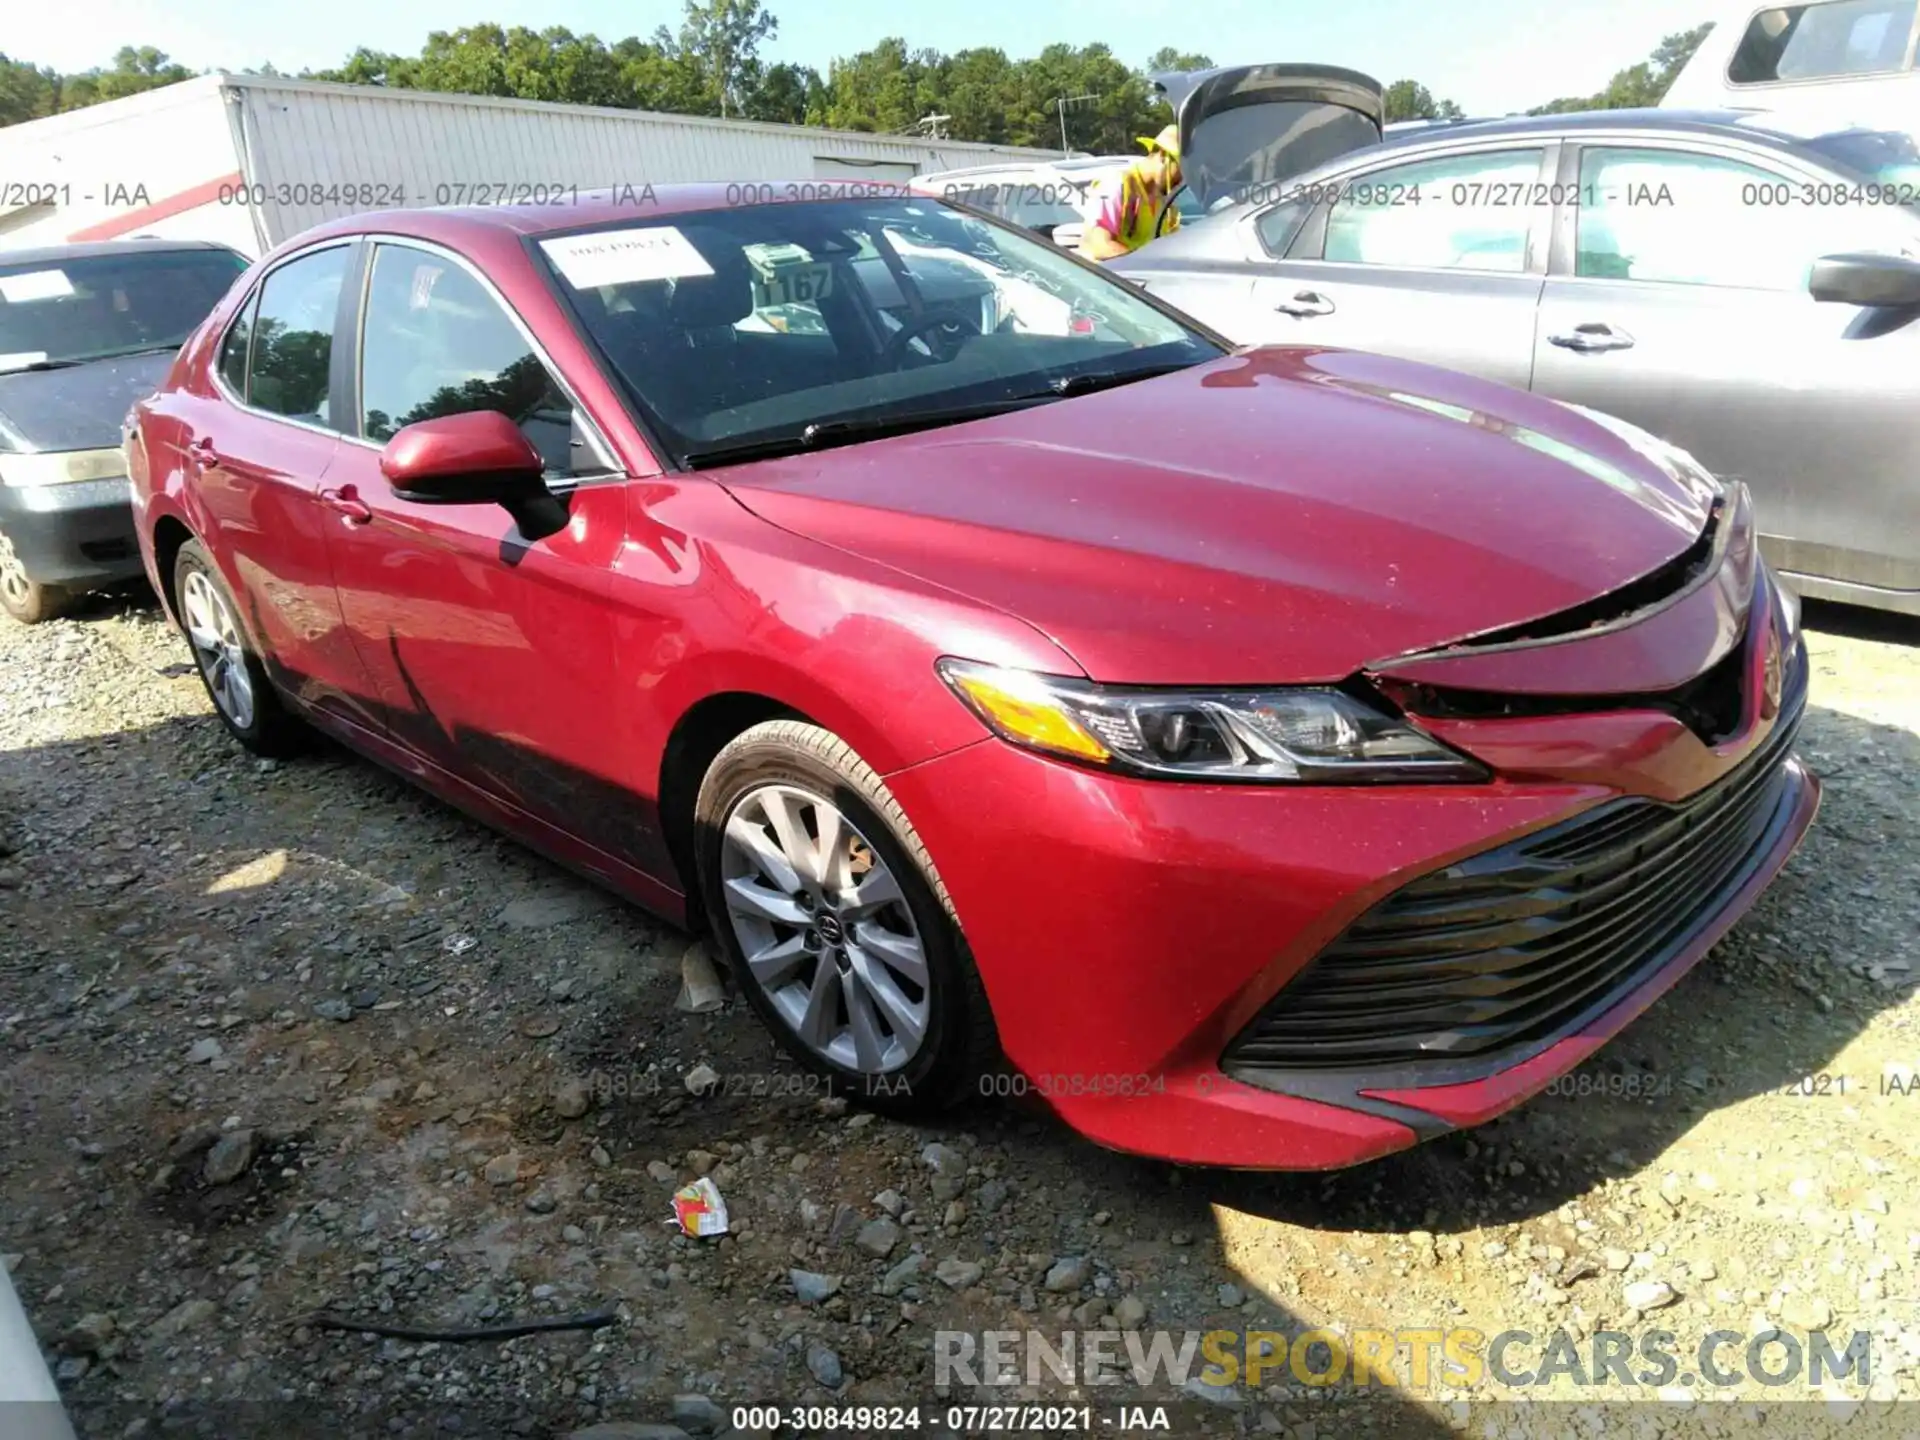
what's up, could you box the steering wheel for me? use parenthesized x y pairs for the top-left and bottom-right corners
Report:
(881, 312), (974, 369)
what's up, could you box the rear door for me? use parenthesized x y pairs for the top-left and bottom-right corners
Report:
(189, 240), (379, 728)
(1532, 135), (1920, 596)
(1236, 141), (1559, 390)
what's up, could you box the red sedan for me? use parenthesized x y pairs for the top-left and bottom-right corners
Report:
(125, 187), (1817, 1169)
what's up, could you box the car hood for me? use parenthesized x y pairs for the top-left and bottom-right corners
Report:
(716, 348), (1718, 687)
(0, 350), (175, 452)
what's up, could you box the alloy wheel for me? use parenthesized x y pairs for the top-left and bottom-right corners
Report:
(180, 569), (256, 731)
(0, 530), (29, 612)
(719, 783), (931, 1075)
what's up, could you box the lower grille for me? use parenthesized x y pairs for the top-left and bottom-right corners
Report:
(1224, 644), (1807, 1075)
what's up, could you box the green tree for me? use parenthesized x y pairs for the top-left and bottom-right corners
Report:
(1144, 47), (1214, 73)
(611, 35), (710, 113)
(52, 46), (194, 113)
(1382, 79), (1466, 123)
(741, 61), (826, 124)
(671, 0), (779, 117)
(1530, 22), (1713, 113)
(1010, 42), (1161, 153)
(930, 48), (1019, 144)
(823, 38), (927, 133)
(0, 54), (62, 125)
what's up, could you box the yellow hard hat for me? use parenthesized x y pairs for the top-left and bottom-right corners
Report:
(1138, 124), (1181, 160)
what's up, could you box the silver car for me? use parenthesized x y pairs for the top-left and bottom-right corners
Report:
(1120, 107), (1920, 616)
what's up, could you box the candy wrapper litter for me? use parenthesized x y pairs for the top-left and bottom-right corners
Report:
(670, 1176), (729, 1238)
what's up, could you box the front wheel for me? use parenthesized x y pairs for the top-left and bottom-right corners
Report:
(0, 527), (72, 624)
(174, 539), (307, 757)
(694, 720), (998, 1116)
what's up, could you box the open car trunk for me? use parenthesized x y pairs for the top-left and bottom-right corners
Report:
(1148, 64), (1386, 208)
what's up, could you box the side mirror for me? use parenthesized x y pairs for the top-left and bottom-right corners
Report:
(380, 410), (546, 505)
(1809, 252), (1920, 307)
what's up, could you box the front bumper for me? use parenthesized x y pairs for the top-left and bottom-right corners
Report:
(0, 477), (143, 589)
(886, 623), (1815, 1170)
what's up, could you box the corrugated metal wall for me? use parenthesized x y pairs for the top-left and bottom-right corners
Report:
(234, 78), (1055, 244)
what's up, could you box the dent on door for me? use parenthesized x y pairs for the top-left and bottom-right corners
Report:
(330, 477), (646, 858)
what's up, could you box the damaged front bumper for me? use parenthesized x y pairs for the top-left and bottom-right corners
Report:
(885, 492), (1818, 1169)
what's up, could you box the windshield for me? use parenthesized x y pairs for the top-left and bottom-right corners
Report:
(1802, 127), (1920, 218)
(0, 248), (247, 372)
(535, 197), (1219, 465)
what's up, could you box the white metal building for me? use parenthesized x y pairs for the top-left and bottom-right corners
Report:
(0, 73), (1056, 257)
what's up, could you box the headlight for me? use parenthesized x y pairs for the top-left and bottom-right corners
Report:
(1776, 572), (1802, 639)
(937, 660), (1486, 784)
(0, 448), (129, 487)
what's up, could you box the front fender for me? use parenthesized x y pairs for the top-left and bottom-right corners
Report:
(613, 479), (1080, 787)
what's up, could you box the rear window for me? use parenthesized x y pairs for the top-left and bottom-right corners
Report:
(1728, 0), (1919, 83)
(0, 248), (247, 372)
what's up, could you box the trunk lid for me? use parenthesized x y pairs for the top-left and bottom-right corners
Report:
(1149, 63), (1386, 208)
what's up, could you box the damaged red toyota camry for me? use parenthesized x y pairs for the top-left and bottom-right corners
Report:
(125, 185), (1816, 1169)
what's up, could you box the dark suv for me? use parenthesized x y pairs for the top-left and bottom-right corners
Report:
(0, 239), (247, 622)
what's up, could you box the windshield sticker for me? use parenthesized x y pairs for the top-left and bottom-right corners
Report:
(540, 228), (715, 289)
(0, 269), (75, 304)
(0, 351), (51, 371)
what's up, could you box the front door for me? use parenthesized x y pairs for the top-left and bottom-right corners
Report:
(1238, 144), (1556, 390)
(318, 239), (644, 863)
(1532, 140), (1920, 595)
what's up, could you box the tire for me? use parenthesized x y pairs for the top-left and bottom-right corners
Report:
(173, 539), (307, 758)
(0, 526), (72, 624)
(695, 719), (999, 1117)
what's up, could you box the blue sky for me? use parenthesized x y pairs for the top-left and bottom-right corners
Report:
(13, 0), (1722, 116)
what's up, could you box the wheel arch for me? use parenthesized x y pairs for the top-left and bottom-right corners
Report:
(149, 513), (195, 626)
(657, 690), (811, 928)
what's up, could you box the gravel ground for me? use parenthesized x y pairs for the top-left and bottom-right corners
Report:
(2, 591), (1918, 1440)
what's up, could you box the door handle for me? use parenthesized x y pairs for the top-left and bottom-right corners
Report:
(319, 485), (373, 525)
(1549, 322), (1636, 353)
(187, 435), (221, 468)
(1274, 291), (1335, 318)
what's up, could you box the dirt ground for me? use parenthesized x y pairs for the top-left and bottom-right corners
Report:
(2, 591), (1917, 1440)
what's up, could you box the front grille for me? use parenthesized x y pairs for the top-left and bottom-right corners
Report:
(1225, 645), (1807, 1075)
(1399, 629), (1749, 744)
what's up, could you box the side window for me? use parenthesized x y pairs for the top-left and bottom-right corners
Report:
(1322, 149), (1546, 274)
(1729, 0), (1918, 83)
(1255, 197), (1312, 256)
(217, 293), (256, 398)
(1575, 147), (1845, 290)
(248, 247), (349, 426)
(360, 244), (596, 476)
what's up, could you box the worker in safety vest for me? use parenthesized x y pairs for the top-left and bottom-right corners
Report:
(1076, 124), (1183, 262)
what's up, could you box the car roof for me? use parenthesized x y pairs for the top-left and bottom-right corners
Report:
(1358, 106), (1855, 160)
(292, 182), (984, 251)
(0, 237), (242, 268)
(918, 156), (1126, 181)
